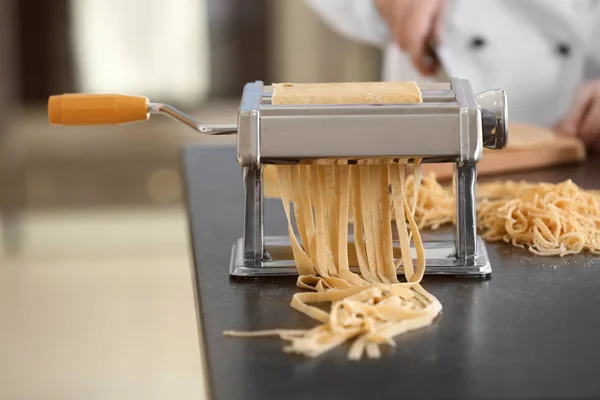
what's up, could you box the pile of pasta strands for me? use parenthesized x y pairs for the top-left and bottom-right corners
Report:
(410, 173), (600, 256)
(225, 160), (443, 360)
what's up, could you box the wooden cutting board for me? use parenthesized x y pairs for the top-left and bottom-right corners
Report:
(421, 123), (586, 181)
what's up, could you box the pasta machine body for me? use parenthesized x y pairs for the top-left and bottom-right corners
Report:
(231, 78), (507, 278)
(47, 78), (508, 278)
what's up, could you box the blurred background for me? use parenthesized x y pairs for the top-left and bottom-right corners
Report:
(0, 0), (382, 220)
(0, 0), (384, 257)
(0, 1), (381, 398)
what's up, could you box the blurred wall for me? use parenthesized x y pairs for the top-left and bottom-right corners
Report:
(0, 0), (21, 250)
(207, 0), (270, 97)
(207, 0), (381, 96)
(10, 0), (383, 106)
(0, 0), (17, 125)
(70, 0), (210, 106)
(0, 0), (384, 211)
(269, 0), (381, 83)
(0, 0), (19, 165)
(17, 0), (75, 105)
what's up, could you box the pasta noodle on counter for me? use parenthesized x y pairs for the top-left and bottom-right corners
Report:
(225, 82), (442, 360)
(477, 179), (600, 256)
(408, 174), (600, 257)
(225, 161), (442, 360)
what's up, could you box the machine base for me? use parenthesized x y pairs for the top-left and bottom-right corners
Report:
(229, 235), (491, 278)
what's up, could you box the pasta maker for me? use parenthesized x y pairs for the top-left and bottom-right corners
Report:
(47, 78), (508, 278)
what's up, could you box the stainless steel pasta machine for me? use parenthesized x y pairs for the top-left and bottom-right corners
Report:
(48, 78), (508, 278)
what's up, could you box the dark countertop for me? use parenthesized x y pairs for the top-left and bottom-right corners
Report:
(183, 145), (600, 400)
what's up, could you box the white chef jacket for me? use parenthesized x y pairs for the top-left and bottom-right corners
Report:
(304, 0), (600, 128)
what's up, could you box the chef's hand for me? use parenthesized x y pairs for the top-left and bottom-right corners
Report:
(374, 0), (445, 76)
(555, 80), (600, 151)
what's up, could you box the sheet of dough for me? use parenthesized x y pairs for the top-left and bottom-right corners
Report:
(271, 82), (422, 105)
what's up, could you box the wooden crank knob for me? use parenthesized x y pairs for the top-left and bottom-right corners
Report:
(48, 94), (149, 126)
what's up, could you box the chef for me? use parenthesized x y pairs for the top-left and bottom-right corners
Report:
(303, 0), (600, 150)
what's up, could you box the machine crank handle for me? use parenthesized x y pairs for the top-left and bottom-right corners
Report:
(47, 93), (238, 135)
